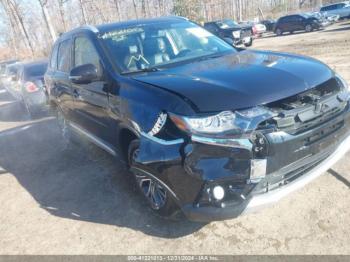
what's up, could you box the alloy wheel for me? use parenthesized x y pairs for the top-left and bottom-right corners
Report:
(306, 25), (312, 32)
(132, 149), (167, 210)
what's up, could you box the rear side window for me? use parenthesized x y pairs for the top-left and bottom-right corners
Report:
(5, 65), (18, 76)
(74, 37), (101, 73)
(24, 64), (48, 79)
(337, 3), (345, 9)
(279, 17), (289, 23)
(57, 40), (71, 73)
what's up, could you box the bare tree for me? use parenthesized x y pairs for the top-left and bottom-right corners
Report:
(132, 0), (138, 19)
(78, 0), (87, 24)
(5, 0), (35, 57)
(37, 0), (57, 42)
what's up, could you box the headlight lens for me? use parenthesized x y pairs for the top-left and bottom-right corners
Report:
(232, 31), (241, 38)
(170, 107), (273, 135)
(336, 73), (349, 91)
(171, 111), (237, 134)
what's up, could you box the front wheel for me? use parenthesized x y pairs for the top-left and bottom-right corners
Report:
(244, 37), (253, 47)
(128, 140), (179, 218)
(305, 24), (313, 32)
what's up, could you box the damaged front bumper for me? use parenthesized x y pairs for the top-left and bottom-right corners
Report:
(134, 102), (350, 222)
(183, 133), (350, 221)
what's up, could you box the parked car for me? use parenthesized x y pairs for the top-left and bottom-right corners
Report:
(260, 19), (276, 31)
(274, 14), (323, 35)
(0, 59), (19, 88)
(251, 22), (267, 36)
(46, 17), (350, 222)
(320, 2), (350, 19)
(6, 60), (48, 115)
(2, 62), (21, 92)
(204, 19), (253, 47)
(239, 21), (267, 37)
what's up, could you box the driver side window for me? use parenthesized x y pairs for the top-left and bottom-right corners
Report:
(74, 36), (101, 75)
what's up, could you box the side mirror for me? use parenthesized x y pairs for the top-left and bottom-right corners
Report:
(69, 64), (99, 84)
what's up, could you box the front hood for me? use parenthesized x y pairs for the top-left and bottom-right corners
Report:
(133, 50), (333, 113)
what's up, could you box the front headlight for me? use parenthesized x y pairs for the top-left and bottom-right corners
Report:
(169, 107), (273, 136)
(336, 73), (349, 91)
(232, 31), (241, 39)
(170, 111), (237, 134)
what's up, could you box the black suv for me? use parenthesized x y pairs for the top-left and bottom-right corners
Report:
(204, 19), (253, 47)
(274, 14), (323, 35)
(45, 17), (350, 222)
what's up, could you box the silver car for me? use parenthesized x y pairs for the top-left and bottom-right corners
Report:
(320, 2), (350, 19)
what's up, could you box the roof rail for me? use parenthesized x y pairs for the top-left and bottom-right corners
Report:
(165, 15), (189, 21)
(78, 25), (99, 33)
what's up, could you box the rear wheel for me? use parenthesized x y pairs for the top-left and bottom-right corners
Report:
(128, 140), (179, 217)
(305, 24), (313, 32)
(275, 28), (283, 36)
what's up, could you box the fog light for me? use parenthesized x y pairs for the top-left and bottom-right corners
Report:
(250, 159), (267, 183)
(212, 186), (225, 200)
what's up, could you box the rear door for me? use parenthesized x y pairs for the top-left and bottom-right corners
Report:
(294, 15), (305, 30)
(70, 34), (111, 143)
(280, 17), (289, 31)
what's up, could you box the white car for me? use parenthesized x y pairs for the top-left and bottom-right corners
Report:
(252, 23), (267, 36)
(320, 2), (350, 19)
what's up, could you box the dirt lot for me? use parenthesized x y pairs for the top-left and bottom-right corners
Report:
(0, 22), (350, 255)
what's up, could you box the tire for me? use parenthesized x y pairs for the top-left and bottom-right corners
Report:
(305, 24), (313, 32)
(128, 140), (179, 218)
(244, 37), (253, 47)
(275, 28), (283, 36)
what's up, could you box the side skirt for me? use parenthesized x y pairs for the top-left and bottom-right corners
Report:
(69, 122), (118, 157)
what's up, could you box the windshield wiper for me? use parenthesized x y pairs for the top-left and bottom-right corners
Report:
(192, 53), (226, 63)
(122, 66), (160, 75)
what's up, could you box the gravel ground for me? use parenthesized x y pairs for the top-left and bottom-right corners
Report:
(0, 22), (349, 255)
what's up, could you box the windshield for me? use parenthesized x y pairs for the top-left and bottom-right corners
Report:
(99, 21), (235, 74)
(216, 19), (239, 29)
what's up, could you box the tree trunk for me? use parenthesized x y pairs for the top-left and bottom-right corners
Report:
(113, 0), (122, 21)
(132, 0), (138, 19)
(7, 0), (35, 57)
(78, 0), (87, 24)
(57, 0), (67, 32)
(38, 0), (57, 42)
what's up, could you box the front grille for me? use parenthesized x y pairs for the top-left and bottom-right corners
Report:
(267, 156), (327, 191)
(241, 29), (252, 38)
(259, 78), (348, 134)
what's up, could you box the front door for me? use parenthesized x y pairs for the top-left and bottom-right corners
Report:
(70, 35), (111, 144)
